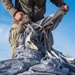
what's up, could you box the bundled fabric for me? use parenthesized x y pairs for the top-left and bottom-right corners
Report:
(0, 9), (75, 75)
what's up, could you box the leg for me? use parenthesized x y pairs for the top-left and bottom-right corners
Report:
(9, 23), (20, 58)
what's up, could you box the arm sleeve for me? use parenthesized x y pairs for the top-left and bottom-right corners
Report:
(2, 0), (18, 17)
(50, 0), (66, 7)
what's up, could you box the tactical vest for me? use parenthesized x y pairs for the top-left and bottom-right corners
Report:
(15, 0), (46, 21)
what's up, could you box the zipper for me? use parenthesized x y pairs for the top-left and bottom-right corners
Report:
(32, 0), (35, 21)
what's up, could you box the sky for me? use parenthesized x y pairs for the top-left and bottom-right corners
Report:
(0, 0), (75, 61)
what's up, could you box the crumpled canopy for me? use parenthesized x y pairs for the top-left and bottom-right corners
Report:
(0, 9), (75, 75)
